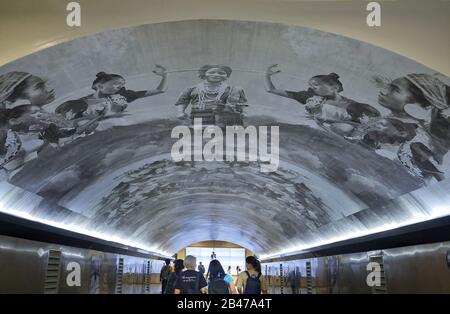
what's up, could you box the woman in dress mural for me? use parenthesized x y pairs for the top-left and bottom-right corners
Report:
(175, 64), (248, 127)
(56, 65), (168, 132)
(264, 64), (380, 136)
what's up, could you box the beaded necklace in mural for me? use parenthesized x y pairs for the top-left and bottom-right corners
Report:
(196, 82), (229, 110)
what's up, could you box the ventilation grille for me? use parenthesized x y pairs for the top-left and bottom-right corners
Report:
(145, 261), (151, 293)
(306, 261), (313, 294)
(369, 255), (387, 294)
(115, 258), (124, 294)
(44, 250), (62, 294)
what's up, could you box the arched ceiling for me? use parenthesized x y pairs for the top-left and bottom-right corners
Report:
(0, 20), (449, 258)
(0, 0), (449, 76)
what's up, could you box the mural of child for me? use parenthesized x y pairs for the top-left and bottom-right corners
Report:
(265, 64), (380, 136)
(0, 71), (72, 172)
(403, 74), (450, 144)
(174, 64), (248, 127)
(55, 65), (168, 131)
(350, 73), (450, 182)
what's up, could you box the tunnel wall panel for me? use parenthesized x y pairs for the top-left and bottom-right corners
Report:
(262, 241), (450, 293)
(0, 235), (164, 294)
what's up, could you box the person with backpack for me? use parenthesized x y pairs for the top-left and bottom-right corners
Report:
(207, 259), (237, 294)
(236, 256), (268, 294)
(174, 255), (207, 294)
(160, 259), (171, 294)
(164, 259), (184, 294)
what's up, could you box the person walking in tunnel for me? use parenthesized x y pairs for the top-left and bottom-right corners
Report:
(55, 65), (167, 132)
(207, 259), (238, 294)
(174, 64), (248, 127)
(265, 64), (380, 136)
(236, 256), (268, 294)
(174, 255), (207, 294)
(159, 259), (171, 294)
(288, 269), (300, 294)
(164, 259), (184, 294)
(198, 261), (205, 277)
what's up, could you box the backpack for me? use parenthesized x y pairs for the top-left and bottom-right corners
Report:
(208, 277), (230, 294)
(244, 271), (262, 294)
(164, 272), (178, 294)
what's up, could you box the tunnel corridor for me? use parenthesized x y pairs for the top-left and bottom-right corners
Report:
(0, 12), (450, 298)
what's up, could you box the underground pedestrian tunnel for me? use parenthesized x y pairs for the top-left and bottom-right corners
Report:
(0, 19), (450, 294)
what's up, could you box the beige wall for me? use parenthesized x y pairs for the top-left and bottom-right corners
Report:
(0, 0), (449, 75)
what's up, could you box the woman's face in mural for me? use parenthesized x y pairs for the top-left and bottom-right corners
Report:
(22, 76), (55, 106)
(377, 78), (414, 113)
(204, 68), (229, 83)
(308, 78), (336, 97)
(97, 78), (126, 95)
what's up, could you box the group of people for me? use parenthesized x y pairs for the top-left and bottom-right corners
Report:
(0, 66), (167, 175)
(1, 63), (449, 183)
(159, 255), (268, 294)
(265, 65), (450, 182)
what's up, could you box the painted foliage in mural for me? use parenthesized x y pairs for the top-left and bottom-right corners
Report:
(0, 20), (449, 255)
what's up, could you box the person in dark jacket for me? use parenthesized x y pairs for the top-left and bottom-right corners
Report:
(165, 259), (185, 294)
(160, 259), (171, 294)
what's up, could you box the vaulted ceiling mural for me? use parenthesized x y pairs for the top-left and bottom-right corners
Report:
(0, 20), (449, 258)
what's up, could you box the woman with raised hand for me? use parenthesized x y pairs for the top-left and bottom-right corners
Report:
(265, 64), (380, 136)
(55, 65), (167, 130)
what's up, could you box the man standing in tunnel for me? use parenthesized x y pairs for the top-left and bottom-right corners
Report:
(160, 259), (171, 294)
(174, 255), (208, 294)
(198, 261), (206, 278)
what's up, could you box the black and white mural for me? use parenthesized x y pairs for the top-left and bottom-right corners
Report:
(0, 20), (449, 257)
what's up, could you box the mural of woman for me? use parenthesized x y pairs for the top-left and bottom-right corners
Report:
(55, 65), (168, 131)
(403, 74), (450, 143)
(0, 71), (74, 173)
(349, 73), (450, 182)
(265, 64), (380, 136)
(0, 72), (55, 108)
(174, 64), (248, 127)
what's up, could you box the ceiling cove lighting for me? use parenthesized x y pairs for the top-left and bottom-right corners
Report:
(260, 207), (450, 260)
(0, 204), (173, 259)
